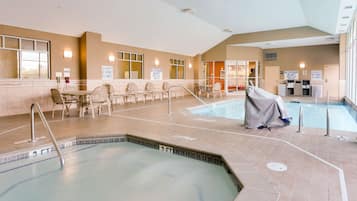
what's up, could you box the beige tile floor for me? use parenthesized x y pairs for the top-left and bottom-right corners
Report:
(0, 96), (357, 201)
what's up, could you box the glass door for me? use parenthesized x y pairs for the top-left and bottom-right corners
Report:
(225, 60), (248, 95)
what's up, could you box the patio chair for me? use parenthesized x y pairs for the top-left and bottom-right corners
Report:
(126, 82), (145, 103)
(88, 85), (112, 118)
(207, 82), (223, 98)
(162, 81), (177, 99)
(50, 88), (78, 120)
(144, 82), (163, 101)
(103, 84), (125, 110)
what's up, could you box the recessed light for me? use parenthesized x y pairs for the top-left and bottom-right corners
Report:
(181, 8), (194, 14)
(223, 28), (232, 33)
(344, 5), (353, 9)
(342, 16), (350, 19)
(340, 23), (347, 26)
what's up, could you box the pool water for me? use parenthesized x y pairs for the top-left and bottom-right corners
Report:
(0, 143), (238, 201)
(190, 100), (357, 132)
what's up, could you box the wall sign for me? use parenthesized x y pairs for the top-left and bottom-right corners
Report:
(284, 71), (299, 80)
(101, 65), (113, 80)
(63, 68), (71, 77)
(151, 68), (163, 80)
(311, 70), (322, 80)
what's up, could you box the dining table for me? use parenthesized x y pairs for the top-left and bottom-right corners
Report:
(61, 90), (93, 117)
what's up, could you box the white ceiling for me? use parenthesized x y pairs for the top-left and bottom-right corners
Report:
(0, 0), (230, 56)
(231, 35), (340, 49)
(0, 0), (355, 56)
(163, 0), (356, 35)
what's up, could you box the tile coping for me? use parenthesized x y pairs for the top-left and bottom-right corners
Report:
(0, 134), (243, 194)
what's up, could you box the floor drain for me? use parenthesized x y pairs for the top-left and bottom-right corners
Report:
(266, 162), (287, 172)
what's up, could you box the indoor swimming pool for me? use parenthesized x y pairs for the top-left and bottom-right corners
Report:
(189, 99), (357, 132)
(0, 142), (238, 201)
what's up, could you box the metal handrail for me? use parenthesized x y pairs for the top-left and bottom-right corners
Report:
(168, 85), (207, 115)
(297, 105), (303, 133)
(325, 91), (330, 137)
(30, 103), (65, 168)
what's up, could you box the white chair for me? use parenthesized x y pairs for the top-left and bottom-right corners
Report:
(50, 88), (78, 120)
(126, 82), (145, 103)
(103, 84), (125, 109)
(207, 82), (223, 99)
(88, 86), (112, 118)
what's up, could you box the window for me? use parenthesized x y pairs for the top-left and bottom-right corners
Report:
(170, 59), (185, 79)
(0, 35), (50, 79)
(117, 51), (143, 79)
(346, 12), (357, 104)
(20, 51), (48, 79)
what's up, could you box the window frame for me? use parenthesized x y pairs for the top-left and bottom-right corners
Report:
(118, 51), (144, 79)
(169, 59), (185, 79)
(0, 34), (50, 80)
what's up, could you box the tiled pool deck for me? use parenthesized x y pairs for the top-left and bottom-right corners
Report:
(0, 96), (357, 201)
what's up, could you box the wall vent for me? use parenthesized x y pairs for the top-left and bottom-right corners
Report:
(264, 52), (277, 61)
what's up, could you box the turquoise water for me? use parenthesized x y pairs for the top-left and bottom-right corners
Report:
(0, 143), (237, 201)
(190, 100), (357, 132)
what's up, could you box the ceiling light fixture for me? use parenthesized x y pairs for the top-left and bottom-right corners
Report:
(342, 16), (350, 19)
(340, 23), (347, 26)
(223, 28), (232, 33)
(181, 8), (194, 14)
(344, 5), (353, 9)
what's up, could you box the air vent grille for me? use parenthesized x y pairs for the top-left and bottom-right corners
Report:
(264, 52), (277, 61)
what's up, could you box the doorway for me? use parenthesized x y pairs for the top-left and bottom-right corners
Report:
(225, 60), (259, 95)
(324, 65), (339, 99)
(264, 66), (280, 94)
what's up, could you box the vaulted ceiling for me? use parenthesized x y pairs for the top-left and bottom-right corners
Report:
(0, 0), (355, 56)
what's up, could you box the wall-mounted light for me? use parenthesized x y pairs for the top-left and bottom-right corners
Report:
(189, 63), (192, 69)
(299, 62), (306, 69)
(64, 50), (73, 58)
(154, 59), (160, 66)
(108, 55), (115, 62)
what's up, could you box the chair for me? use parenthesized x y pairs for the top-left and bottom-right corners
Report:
(88, 86), (112, 118)
(207, 82), (223, 99)
(144, 82), (163, 101)
(50, 88), (78, 120)
(162, 81), (177, 99)
(125, 82), (145, 103)
(103, 84), (125, 110)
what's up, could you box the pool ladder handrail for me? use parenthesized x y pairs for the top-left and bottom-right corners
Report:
(30, 103), (65, 168)
(168, 85), (207, 115)
(297, 105), (303, 133)
(325, 91), (330, 137)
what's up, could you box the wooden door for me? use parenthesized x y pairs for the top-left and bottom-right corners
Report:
(324, 65), (339, 99)
(264, 66), (280, 94)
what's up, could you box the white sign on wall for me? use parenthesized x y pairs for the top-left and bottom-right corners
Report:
(151, 68), (163, 80)
(311, 70), (322, 80)
(284, 71), (299, 80)
(63, 68), (71, 77)
(101, 65), (113, 80)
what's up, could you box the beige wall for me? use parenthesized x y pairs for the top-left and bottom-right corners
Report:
(263, 44), (339, 80)
(0, 24), (80, 79)
(81, 32), (194, 81)
(226, 46), (263, 61)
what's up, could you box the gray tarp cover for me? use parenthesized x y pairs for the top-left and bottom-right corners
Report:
(244, 86), (291, 129)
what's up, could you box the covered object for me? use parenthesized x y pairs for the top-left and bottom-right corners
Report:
(244, 86), (291, 129)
